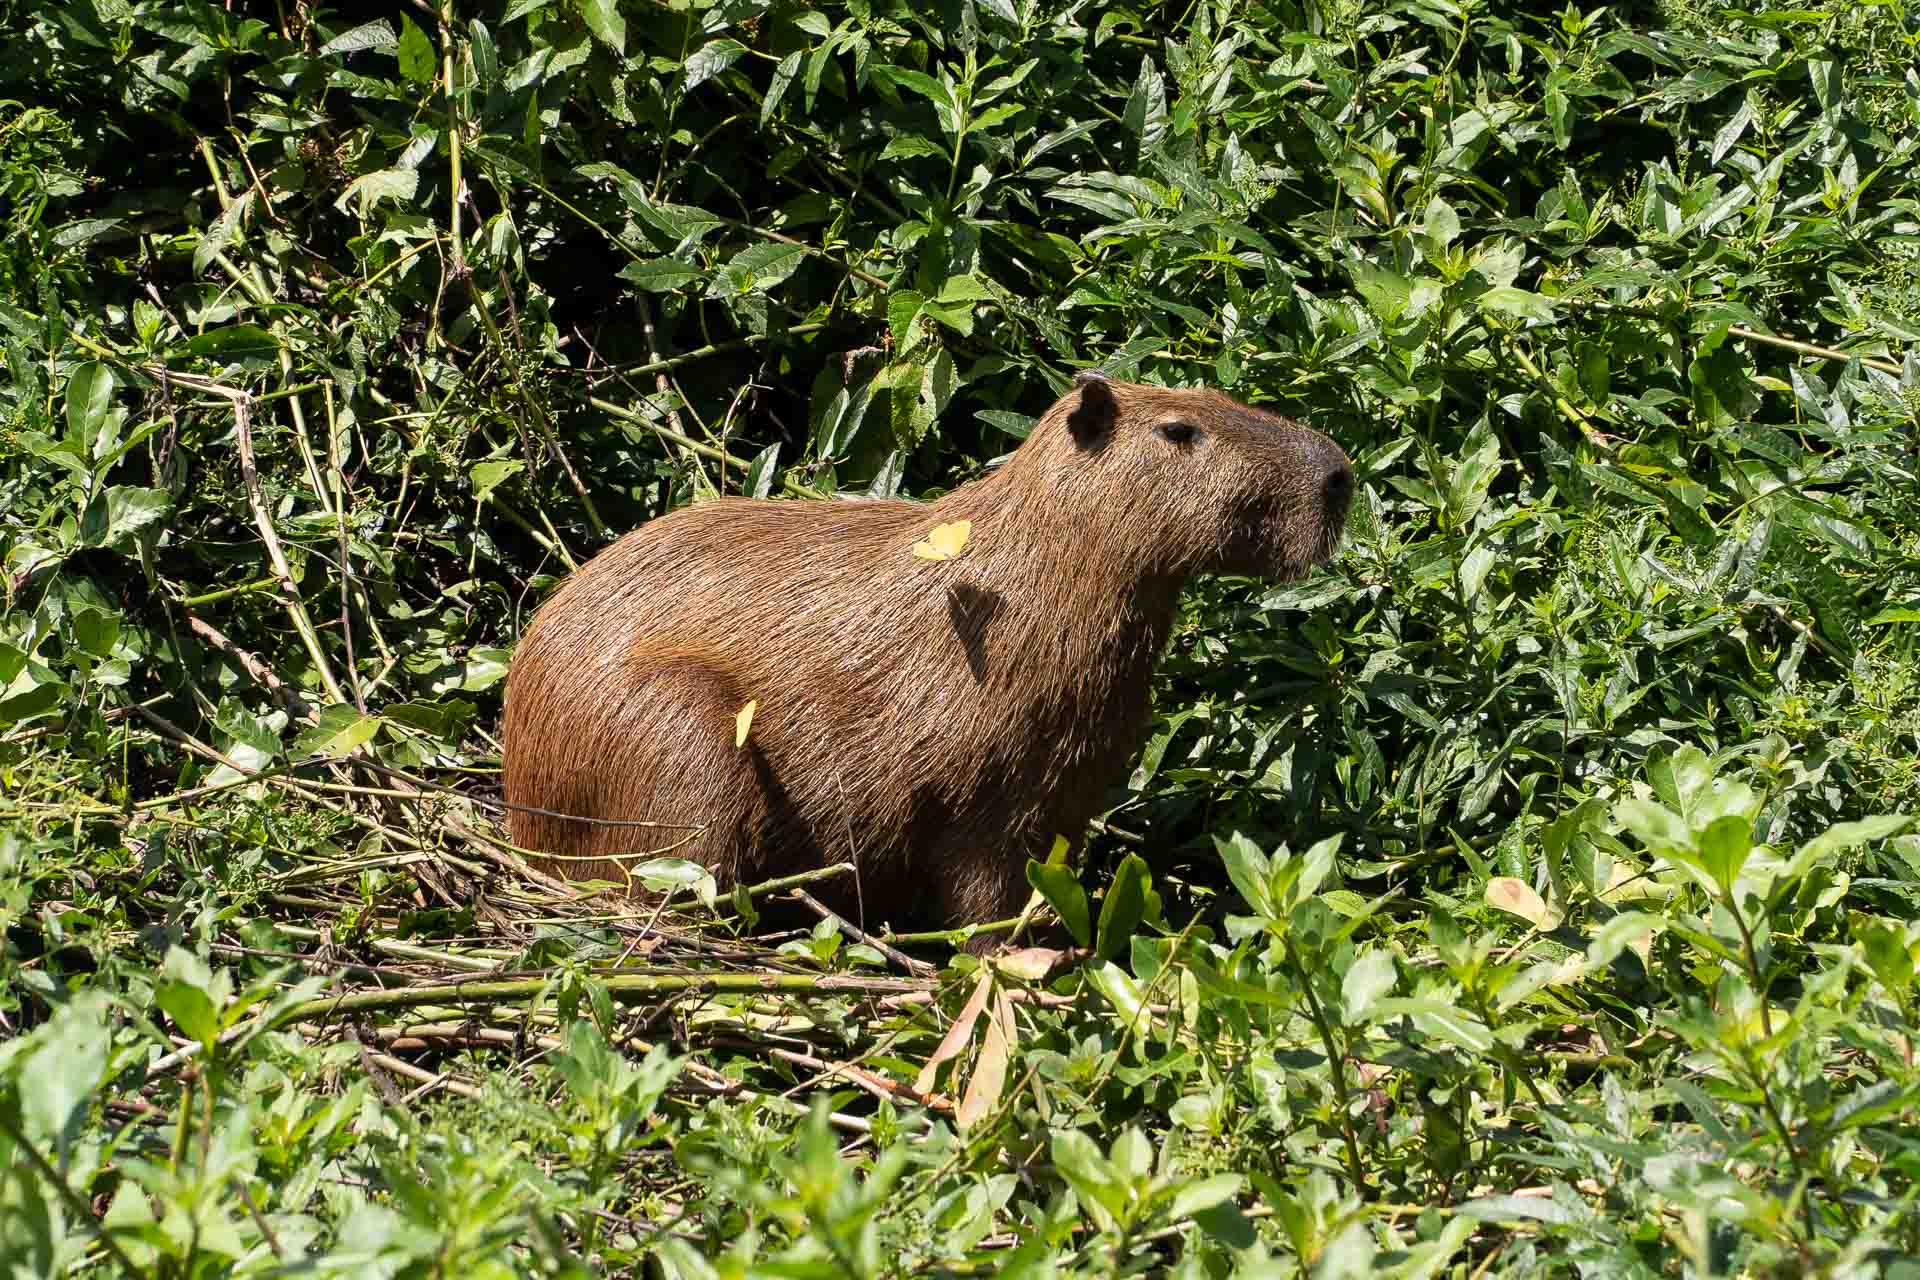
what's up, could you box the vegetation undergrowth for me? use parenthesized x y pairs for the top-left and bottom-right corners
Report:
(3, 0), (1919, 1274)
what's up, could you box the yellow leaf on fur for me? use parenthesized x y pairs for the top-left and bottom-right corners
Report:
(911, 519), (972, 561)
(735, 699), (757, 749)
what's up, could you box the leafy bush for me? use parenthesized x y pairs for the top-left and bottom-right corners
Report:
(3, 0), (1919, 1274)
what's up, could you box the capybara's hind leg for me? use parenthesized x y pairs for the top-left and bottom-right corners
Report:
(543, 655), (774, 893)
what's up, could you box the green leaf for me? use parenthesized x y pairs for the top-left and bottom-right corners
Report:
(1290, 835), (1342, 910)
(763, 51), (803, 124)
(335, 168), (419, 216)
(1348, 259), (1412, 321)
(709, 241), (808, 296)
(1369, 997), (1494, 1053)
(1801, 815), (1913, 862)
(920, 299), (974, 336)
(79, 486), (171, 548)
(1422, 195), (1460, 248)
(1050, 1130), (1124, 1233)
(320, 19), (396, 55)
(0, 643), (68, 725)
(935, 274), (994, 304)
(1853, 916), (1916, 994)
(185, 325), (278, 357)
(879, 135), (946, 161)
(1085, 961), (1148, 1027)
(1164, 1173), (1244, 1223)
(16, 993), (111, 1150)
(1710, 97), (1754, 166)
(1025, 860), (1091, 947)
(65, 362), (112, 440)
(1807, 57), (1837, 111)
(1122, 57), (1167, 152)
(291, 704), (382, 760)
(1474, 285), (1554, 323)
(580, 0), (624, 52)
(382, 698), (477, 740)
(157, 949), (226, 1048)
(469, 458), (523, 501)
(619, 258), (705, 291)
(1185, 948), (1291, 1007)
(1616, 794), (1692, 854)
(1583, 912), (1666, 969)
(195, 189), (251, 274)
(1215, 831), (1275, 922)
(976, 409), (1035, 440)
(397, 13), (434, 84)
(1129, 706), (1198, 791)
(1696, 813), (1754, 892)
(470, 19), (497, 87)
(1095, 852), (1154, 962)
(745, 442), (780, 499)
(873, 65), (959, 135)
(1341, 947), (1397, 1023)
(685, 38), (746, 91)
(888, 289), (927, 349)
(630, 858), (718, 909)
(70, 608), (119, 659)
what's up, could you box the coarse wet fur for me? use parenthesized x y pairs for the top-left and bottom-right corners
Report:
(501, 371), (1354, 935)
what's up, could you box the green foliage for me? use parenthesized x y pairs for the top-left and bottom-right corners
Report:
(3, 0), (1920, 1273)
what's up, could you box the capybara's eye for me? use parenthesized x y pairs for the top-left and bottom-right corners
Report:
(1158, 421), (1197, 445)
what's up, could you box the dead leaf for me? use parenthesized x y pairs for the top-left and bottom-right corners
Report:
(911, 519), (972, 561)
(993, 947), (1069, 982)
(1485, 876), (1550, 929)
(734, 699), (756, 749)
(957, 985), (1017, 1130)
(914, 968), (992, 1095)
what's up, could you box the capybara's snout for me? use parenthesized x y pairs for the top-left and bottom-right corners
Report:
(1310, 435), (1356, 559)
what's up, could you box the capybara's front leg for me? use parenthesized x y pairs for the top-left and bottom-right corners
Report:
(935, 845), (1044, 953)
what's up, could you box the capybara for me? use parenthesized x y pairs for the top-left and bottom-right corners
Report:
(501, 370), (1353, 933)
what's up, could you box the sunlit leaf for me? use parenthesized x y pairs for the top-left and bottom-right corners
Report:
(911, 519), (972, 561)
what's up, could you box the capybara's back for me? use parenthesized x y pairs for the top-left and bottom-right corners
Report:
(502, 371), (1353, 931)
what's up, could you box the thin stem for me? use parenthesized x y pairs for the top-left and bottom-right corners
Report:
(0, 1110), (146, 1279)
(176, 576), (279, 607)
(284, 971), (930, 1021)
(1290, 953), (1367, 1188)
(1723, 890), (1774, 1040)
(588, 396), (824, 497)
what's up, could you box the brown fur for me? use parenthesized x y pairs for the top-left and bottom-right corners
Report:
(501, 373), (1353, 932)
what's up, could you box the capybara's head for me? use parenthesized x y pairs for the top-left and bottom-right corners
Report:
(1010, 370), (1355, 580)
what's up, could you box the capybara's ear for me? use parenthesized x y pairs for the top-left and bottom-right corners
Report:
(1067, 371), (1117, 448)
